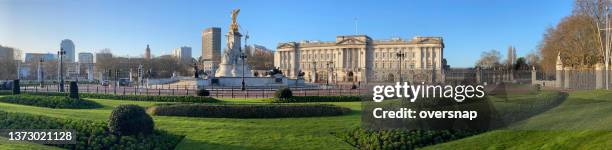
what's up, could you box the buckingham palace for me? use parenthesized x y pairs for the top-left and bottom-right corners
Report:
(274, 35), (445, 83)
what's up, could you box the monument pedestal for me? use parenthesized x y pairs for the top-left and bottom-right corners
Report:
(216, 63), (235, 77)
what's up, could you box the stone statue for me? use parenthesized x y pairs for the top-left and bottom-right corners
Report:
(230, 9), (240, 32)
(221, 51), (230, 64)
(193, 62), (199, 78)
(216, 8), (252, 78)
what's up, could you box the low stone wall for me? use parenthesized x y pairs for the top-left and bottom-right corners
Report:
(147, 78), (179, 85)
(532, 80), (557, 88)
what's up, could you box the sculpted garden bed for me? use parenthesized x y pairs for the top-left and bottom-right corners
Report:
(335, 128), (481, 150)
(0, 108), (183, 150)
(270, 95), (362, 103)
(147, 103), (352, 118)
(0, 95), (102, 109)
(4, 92), (219, 103)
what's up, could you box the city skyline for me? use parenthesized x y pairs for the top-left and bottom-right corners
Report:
(0, 0), (573, 67)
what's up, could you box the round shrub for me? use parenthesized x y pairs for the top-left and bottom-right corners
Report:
(108, 105), (154, 136)
(274, 87), (293, 99)
(534, 84), (542, 92)
(197, 89), (210, 96)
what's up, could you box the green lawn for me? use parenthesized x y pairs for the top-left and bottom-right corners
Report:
(0, 137), (61, 150)
(1, 90), (611, 149)
(422, 90), (612, 150)
(0, 97), (361, 149)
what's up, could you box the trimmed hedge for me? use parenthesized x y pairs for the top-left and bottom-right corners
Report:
(0, 95), (102, 109)
(108, 105), (154, 136)
(12, 92), (219, 103)
(0, 110), (183, 150)
(148, 104), (352, 118)
(270, 95), (362, 103)
(336, 128), (481, 150)
(0, 90), (11, 95)
(273, 87), (293, 100)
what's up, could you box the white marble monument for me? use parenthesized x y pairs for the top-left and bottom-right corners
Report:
(215, 8), (253, 77)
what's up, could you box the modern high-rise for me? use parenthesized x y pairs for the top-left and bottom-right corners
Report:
(60, 39), (75, 62)
(0, 45), (15, 60)
(78, 52), (94, 63)
(202, 27), (221, 62)
(144, 44), (151, 59)
(78, 52), (95, 81)
(25, 53), (57, 63)
(173, 46), (192, 64)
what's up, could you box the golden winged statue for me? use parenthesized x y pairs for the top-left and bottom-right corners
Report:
(230, 9), (240, 32)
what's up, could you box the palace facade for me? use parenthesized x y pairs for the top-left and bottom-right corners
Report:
(274, 35), (445, 83)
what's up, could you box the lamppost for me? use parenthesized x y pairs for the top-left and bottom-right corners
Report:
(39, 58), (44, 87)
(312, 62), (317, 83)
(58, 48), (66, 92)
(396, 52), (406, 83)
(76, 61), (80, 83)
(326, 61), (333, 87)
(114, 69), (119, 94)
(240, 53), (247, 91)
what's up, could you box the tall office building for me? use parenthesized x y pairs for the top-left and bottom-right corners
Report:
(144, 44), (151, 59)
(0, 45), (15, 60)
(25, 53), (57, 63)
(172, 46), (192, 64)
(78, 52), (94, 63)
(202, 27), (221, 62)
(60, 39), (75, 62)
(78, 52), (95, 81)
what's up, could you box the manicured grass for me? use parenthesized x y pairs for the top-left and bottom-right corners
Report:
(1, 89), (609, 149)
(0, 137), (61, 150)
(422, 90), (612, 149)
(0, 96), (360, 149)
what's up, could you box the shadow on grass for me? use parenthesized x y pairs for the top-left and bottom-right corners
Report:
(493, 92), (568, 129)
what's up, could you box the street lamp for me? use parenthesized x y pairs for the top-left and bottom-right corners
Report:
(58, 48), (66, 92)
(76, 61), (80, 83)
(312, 62), (317, 83)
(396, 52), (406, 83)
(114, 69), (119, 94)
(326, 61), (333, 87)
(240, 53), (247, 91)
(39, 58), (44, 87)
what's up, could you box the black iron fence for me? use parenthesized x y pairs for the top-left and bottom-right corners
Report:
(20, 83), (365, 98)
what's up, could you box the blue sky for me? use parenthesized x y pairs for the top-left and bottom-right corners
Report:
(0, 0), (573, 67)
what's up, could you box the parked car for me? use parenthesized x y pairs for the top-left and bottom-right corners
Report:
(0, 80), (13, 90)
(101, 80), (110, 86)
(118, 78), (131, 86)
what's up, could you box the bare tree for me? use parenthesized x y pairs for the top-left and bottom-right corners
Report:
(475, 49), (501, 69)
(575, 0), (611, 58)
(525, 50), (541, 67)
